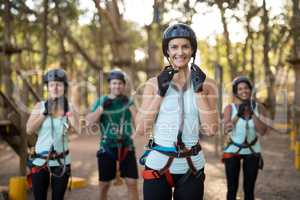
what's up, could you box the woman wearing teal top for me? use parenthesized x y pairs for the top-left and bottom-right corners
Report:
(136, 23), (219, 200)
(86, 70), (139, 200)
(223, 76), (270, 200)
(26, 69), (79, 200)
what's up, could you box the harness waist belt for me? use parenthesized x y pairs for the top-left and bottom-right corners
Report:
(229, 136), (258, 149)
(33, 150), (69, 160)
(152, 142), (202, 158)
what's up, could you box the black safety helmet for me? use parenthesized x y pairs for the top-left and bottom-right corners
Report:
(162, 23), (197, 58)
(43, 69), (68, 85)
(232, 76), (253, 95)
(43, 69), (68, 93)
(107, 70), (126, 84)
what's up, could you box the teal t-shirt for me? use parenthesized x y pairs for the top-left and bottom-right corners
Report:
(91, 95), (134, 149)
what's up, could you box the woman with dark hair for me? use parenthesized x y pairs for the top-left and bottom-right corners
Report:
(26, 68), (79, 200)
(222, 76), (270, 200)
(136, 23), (219, 200)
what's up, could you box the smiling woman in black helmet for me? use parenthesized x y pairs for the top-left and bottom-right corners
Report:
(222, 76), (270, 200)
(26, 68), (79, 200)
(136, 23), (219, 200)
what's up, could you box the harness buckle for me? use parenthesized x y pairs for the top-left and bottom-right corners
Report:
(147, 138), (154, 148)
(152, 170), (160, 179)
(191, 145), (199, 156)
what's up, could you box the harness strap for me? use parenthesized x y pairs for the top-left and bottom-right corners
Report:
(225, 136), (258, 154)
(117, 146), (129, 161)
(151, 142), (202, 158)
(142, 141), (199, 187)
(31, 165), (48, 174)
(141, 141), (202, 184)
(26, 164), (48, 188)
(159, 157), (174, 175)
(221, 153), (241, 163)
(230, 137), (258, 148)
(143, 167), (205, 188)
(33, 150), (69, 160)
(186, 156), (197, 174)
(142, 80), (202, 186)
(143, 169), (174, 187)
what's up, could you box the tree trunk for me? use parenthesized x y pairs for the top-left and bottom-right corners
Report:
(217, 2), (236, 80)
(2, 0), (27, 175)
(146, 24), (162, 78)
(91, 17), (105, 96)
(262, 0), (276, 118)
(214, 63), (223, 155)
(3, 0), (13, 96)
(242, 32), (249, 73)
(93, 0), (132, 70)
(48, 1), (101, 71)
(145, 0), (165, 78)
(291, 0), (300, 59)
(290, 0), (300, 129)
(41, 0), (49, 71)
(54, 0), (68, 69)
(249, 34), (255, 84)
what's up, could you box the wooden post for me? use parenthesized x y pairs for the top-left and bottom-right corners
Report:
(295, 141), (300, 170)
(290, 129), (297, 151)
(287, 58), (300, 152)
(289, 0), (300, 157)
(214, 63), (223, 156)
(19, 112), (28, 176)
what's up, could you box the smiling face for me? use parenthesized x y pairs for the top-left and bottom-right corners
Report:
(109, 79), (125, 96)
(236, 82), (252, 101)
(167, 38), (193, 69)
(48, 81), (65, 99)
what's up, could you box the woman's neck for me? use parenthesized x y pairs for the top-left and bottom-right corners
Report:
(172, 66), (189, 89)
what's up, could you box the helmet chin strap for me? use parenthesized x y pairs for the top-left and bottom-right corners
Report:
(190, 56), (195, 69)
(166, 57), (172, 66)
(166, 57), (179, 73)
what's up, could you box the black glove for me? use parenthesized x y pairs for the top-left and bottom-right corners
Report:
(43, 99), (54, 116)
(117, 95), (129, 106)
(237, 100), (255, 118)
(43, 96), (68, 116)
(157, 66), (178, 97)
(102, 98), (113, 110)
(249, 100), (256, 116)
(191, 64), (206, 93)
(237, 102), (247, 118)
(56, 96), (69, 114)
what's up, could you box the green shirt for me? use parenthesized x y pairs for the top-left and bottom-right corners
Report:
(91, 95), (134, 149)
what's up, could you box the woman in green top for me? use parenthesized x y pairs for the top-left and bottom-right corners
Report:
(86, 70), (139, 200)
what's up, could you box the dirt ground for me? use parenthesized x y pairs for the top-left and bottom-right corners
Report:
(1, 131), (300, 200)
